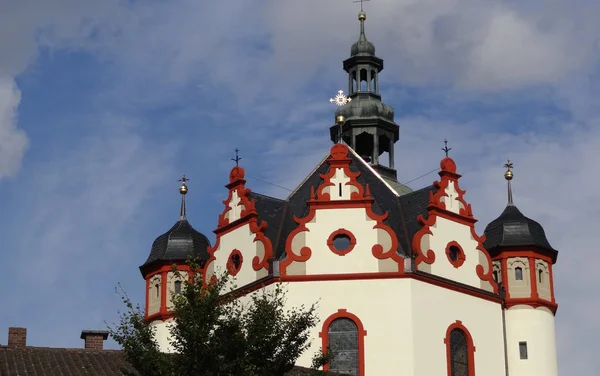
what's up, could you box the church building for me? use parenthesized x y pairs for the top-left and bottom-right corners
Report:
(139, 11), (560, 376)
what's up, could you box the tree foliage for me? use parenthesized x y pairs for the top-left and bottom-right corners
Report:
(109, 261), (329, 376)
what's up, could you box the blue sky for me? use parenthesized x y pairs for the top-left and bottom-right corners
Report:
(1, 0), (599, 373)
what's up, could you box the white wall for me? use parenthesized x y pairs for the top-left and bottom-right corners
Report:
(505, 306), (558, 376)
(280, 278), (506, 376)
(210, 223), (269, 285)
(151, 318), (175, 353)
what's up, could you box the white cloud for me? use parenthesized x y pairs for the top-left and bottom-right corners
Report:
(0, 78), (28, 179)
(2, 0), (599, 372)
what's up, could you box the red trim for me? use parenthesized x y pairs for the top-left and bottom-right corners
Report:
(528, 257), (539, 299)
(205, 165), (274, 277)
(226, 249), (244, 276)
(159, 271), (168, 318)
(143, 264), (200, 321)
(281, 144), (402, 275)
(280, 271), (503, 304)
(444, 320), (476, 376)
(319, 309), (367, 376)
(548, 263), (556, 302)
(445, 241), (466, 268)
(492, 250), (557, 314)
(505, 298), (558, 313)
(501, 258), (510, 299)
(327, 229), (357, 256)
(412, 157), (497, 293)
(144, 278), (150, 317)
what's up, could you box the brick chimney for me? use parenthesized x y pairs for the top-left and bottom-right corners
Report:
(80, 330), (109, 350)
(8, 327), (27, 347)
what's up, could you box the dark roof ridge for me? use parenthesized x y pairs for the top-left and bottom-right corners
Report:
(249, 191), (285, 202)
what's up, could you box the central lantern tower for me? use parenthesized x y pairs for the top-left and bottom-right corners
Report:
(330, 11), (400, 182)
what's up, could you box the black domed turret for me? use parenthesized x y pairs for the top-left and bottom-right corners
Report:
(484, 205), (556, 255)
(139, 176), (211, 275)
(483, 161), (557, 262)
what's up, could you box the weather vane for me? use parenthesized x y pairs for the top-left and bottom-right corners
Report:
(442, 139), (452, 157)
(504, 160), (513, 172)
(231, 148), (242, 167)
(353, 0), (371, 12)
(179, 174), (189, 184)
(330, 90), (352, 106)
(329, 90), (350, 144)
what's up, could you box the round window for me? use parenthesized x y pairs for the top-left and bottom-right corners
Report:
(448, 245), (460, 262)
(332, 234), (352, 252)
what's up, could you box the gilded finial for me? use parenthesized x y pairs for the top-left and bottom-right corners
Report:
(178, 174), (189, 219)
(503, 160), (514, 206)
(504, 160), (514, 181)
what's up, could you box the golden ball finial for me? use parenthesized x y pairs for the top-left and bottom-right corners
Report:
(179, 183), (188, 195)
(503, 160), (514, 181)
(358, 11), (366, 21)
(336, 115), (345, 125)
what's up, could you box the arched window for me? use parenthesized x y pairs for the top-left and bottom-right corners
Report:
(493, 270), (499, 282)
(320, 309), (366, 376)
(444, 321), (475, 376)
(538, 269), (543, 283)
(155, 283), (160, 297)
(174, 280), (182, 294)
(515, 267), (523, 280)
(329, 319), (358, 375)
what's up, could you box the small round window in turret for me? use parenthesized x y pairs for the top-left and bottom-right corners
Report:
(327, 229), (357, 256)
(445, 241), (466, 268)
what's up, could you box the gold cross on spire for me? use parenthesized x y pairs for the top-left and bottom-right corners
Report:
(504, 160), (514, 206)
(178, 174), (189, 219)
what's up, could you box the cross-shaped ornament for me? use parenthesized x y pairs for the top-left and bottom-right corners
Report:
(330, 90), (352, 106)
(504, 160), (513, 171)
(179, 174), (189, 184)
(231, 148), (242, 166)
(353, 0), (371, 12)
(442, 139), (452, 157)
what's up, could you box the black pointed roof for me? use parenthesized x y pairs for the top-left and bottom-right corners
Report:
(140, 219), (211, 275)
(483, 204), (557, 261)
(139, 181), (211, 275)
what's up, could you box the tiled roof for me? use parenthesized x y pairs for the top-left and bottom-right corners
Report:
(0, 346), (343, 376)
(248, 147), (435, 262)
(483, 204), (557, 261)
(140, 219), (211, 275)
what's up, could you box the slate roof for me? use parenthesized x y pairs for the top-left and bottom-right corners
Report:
(0, 346), (344, 376)
(140, 219), (211, 275)
(248, 147), (436, 264)
(483, 205), (557, 260)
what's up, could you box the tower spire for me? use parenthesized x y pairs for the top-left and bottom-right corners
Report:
(330, 9), (400, 180)
(504, 160), (514, 206)
(178, 174), (189, 220)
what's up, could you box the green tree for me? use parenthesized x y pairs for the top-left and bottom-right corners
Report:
(109, 261), (329, 376)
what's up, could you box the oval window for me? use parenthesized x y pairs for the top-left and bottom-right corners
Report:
(333, 234), (352, 252)
(448, 245), (460, 262)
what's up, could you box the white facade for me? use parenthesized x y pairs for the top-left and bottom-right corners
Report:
(505, 306), (558, 376)
(143, 144), (559, 376)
